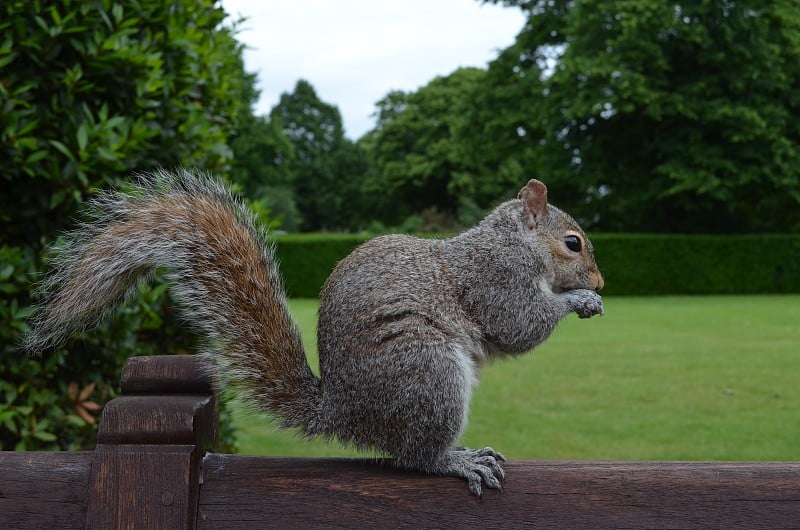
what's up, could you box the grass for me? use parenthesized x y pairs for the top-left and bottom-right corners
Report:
(230, 296), (799, 461)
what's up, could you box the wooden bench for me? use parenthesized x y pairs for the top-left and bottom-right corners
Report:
(1, 355), (798, 529)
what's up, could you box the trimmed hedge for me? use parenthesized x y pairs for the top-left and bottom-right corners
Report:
(272, 233), (800, 298)
(273, 234), (368, 299)
(590, 234), (800, 296)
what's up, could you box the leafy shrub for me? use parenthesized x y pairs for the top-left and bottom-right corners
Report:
(1, 0), (248, 451)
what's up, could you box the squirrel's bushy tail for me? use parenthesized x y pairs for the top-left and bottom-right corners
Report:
(24, 168), (322, 433)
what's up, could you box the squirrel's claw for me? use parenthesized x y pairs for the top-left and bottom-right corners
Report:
(436, 446), (506, 497)
(566, 289), (604, 318)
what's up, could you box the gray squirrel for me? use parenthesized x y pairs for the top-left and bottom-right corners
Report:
(24, 168), (604, 496)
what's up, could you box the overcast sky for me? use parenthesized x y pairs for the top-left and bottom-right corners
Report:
(220, 0), (525, 140)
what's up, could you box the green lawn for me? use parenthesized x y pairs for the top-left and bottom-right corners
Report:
(230, 295), (799, 461)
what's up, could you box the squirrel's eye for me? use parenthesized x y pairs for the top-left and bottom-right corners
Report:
(564, 234), (582, 253)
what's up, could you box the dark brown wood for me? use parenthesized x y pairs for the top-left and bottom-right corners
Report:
(0, 451), (92, 530)
(84, 355), (218, 530)
(197, 456), (800, 529)
(113, 355), (218, 450)
(85, 445), (199, 530)
(120, 354), (214, 395)
(96, 394), (217, 445)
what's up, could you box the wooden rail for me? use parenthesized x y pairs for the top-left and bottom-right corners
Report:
(1, 355), (798, 529)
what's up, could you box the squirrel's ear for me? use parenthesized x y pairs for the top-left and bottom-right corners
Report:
(518, 179), (548, 228)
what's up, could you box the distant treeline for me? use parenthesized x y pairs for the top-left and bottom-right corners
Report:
(234, 1), (800, 235)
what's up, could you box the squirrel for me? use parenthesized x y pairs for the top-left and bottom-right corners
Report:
(24, 168), (604, 496)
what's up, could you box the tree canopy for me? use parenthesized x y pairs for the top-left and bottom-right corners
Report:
(206, 0), (800, 234)
(462, 0), (800, 232)
(366, 68), (490, 225)
(269, 80), (369, 231)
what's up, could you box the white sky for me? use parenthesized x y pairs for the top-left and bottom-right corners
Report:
(220, 0), (526, 140)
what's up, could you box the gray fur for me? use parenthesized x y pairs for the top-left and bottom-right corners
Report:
(24, 170), (604, 496)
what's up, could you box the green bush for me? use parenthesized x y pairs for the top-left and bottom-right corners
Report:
(592, 234), (800, 295)
(274, 234), (370, 298)
(272, 233), (800, 298)
(1, 0), (247, 451)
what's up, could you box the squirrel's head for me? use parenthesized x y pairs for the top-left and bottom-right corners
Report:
(518, 179), (604, 293)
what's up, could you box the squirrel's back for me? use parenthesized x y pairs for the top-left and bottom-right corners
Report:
(318, 234), (478, 363)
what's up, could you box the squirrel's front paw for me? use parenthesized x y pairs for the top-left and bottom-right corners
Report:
(566, 289), (604, 319)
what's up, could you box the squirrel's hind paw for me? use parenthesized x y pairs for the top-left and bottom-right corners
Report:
(438, 446), (506, 497)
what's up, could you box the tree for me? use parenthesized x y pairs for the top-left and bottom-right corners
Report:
(270, 80), (369, 231)
(230, 115), (295, 195)
(366, 68), (489, 226)
(0, 0), (248, 450)
(483, 0), (800, 232)
(454, 45), (546, 215)
(229, 98), (300, 231)
(230, 112), (303, 231)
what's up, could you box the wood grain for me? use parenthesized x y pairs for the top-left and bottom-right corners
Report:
(84, 355), (217, 530)
(0, 451), (92, 530)
(120, 354), (214, 395)
(197, 456), (800, 529)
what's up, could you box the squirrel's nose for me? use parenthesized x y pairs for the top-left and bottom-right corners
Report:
(592, 272), (604, 292)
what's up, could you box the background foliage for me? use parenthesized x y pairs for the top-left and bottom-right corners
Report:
(3, 0), (798, 453)
(234, 0), (800, 234)
(480, 0), (800, 233)
(0, 0), (249, 451)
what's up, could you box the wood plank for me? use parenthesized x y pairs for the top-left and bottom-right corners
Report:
(120, 355), (213, 395)
(197, 457), (800, 529)
(84, 445), (199, 530)
(0, 451), (92, 530)
(83, 355), (218, 530)
(96, 394), (217, 445)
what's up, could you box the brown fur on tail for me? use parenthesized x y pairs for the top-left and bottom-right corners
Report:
(24, 169), (322, 433)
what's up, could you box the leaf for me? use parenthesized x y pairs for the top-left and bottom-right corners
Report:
(3, 417), (18, 434)
(112, 3), (124, 24)
(49, 140), (75, 161)
(76, 122), (89, 151)
(12, 305), (34, 320)
(0, 34), (12, 53)
(66, 415), (86, 428)
(17, 119), (39, 136)
(26, 149), (48, 164)
(33, 16), (49, 33)
(33, 430), (57, 442)
(78, 382), (96, 401)
(81, 400), (101, 411)
(75, 405), (95, 424)
(105, 116), (126, 129)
